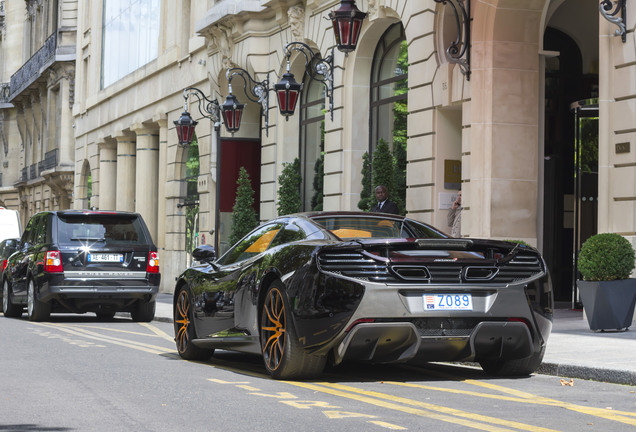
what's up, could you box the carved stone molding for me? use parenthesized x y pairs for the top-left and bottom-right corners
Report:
(208, 23), (235, 70)
(368, 0), (379, 17)
(288, 5), (305, 42)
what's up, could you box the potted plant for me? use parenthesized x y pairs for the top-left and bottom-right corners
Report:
(577, 233), (636, 331)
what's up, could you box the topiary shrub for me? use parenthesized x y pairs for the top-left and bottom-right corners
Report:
(228, 167), (259, 246)
(277, 158), (302, 216)
(578, 233), (636, 281)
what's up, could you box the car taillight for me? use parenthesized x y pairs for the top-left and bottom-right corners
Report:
(45, 251), (64, 273)
(146, 252), (159, 274)
(1, 259), (7, 272)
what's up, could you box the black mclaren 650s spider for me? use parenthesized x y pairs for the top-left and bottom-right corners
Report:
(173, 212), (553, 379)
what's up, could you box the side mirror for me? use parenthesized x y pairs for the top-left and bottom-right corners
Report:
(192, 244), (216, 263)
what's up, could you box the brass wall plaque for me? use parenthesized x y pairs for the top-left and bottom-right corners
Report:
(615, 142), (630, 154)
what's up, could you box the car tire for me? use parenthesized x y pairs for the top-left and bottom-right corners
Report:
(2, 280), (22, 318)
(27, 279), (50, 322)
(260, 280), (326, 380)
(174, 286), (215, 360)
(131, 300), (156, 322)
(479, 345), (546, 376)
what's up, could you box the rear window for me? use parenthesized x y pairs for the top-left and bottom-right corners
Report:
(311, 215), (447, 239)
(56, 215), (148, 246)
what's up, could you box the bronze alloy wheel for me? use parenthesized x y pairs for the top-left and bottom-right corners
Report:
(174, 286), (214, 360)
(260, 280), (327, 379)
(261, 285), (286, 372)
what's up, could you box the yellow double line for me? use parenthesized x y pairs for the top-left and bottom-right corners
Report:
(287, 381), (557, 432)
(30, 321), (175, 355)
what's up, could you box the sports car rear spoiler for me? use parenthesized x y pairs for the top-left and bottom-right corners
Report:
(415, 239), (474, 249)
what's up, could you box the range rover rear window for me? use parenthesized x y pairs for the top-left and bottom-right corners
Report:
(56, 215), (148, 246)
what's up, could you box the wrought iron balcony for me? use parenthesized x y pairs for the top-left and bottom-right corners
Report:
(9, 33), (57, 99)
(29, 164), (36, 179)
(0, 83), (9, 104)
(43, 149), (58, 170)
(21, 167), (27, 182)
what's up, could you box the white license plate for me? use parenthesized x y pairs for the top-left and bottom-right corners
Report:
(88, 253), (123, 263)
(424, 294), (473, 310)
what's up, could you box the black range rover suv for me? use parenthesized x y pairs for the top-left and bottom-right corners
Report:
(1, 210), (160, 321)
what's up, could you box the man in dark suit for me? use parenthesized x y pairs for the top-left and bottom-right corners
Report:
(371, 185), (399, 214)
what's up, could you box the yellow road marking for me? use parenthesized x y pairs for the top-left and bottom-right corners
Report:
(31, 322), (173, 355)
(368, 420), (408, 430)
(138, 322), (177, 342)
(285, 381), (554, 432)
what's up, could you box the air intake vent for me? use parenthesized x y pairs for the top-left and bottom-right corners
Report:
(391, 266), (430, 281)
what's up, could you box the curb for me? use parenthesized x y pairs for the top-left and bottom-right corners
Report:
(536, 362), (636, 386)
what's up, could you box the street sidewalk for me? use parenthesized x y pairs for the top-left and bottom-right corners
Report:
(153, 294), (636, 386)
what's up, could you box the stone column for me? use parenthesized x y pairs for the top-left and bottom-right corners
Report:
(115, 134), (136, 211)
(154, 116), (168, 250)
(132, 124), (159, 241)
(98, 140), (117, 210)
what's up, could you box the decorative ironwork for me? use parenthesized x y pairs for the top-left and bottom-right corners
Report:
(0, 83), (9, 104)
(281, 42), (335, 120)
(226, 68), (270, 135)
(434, 0), (471, 80)
(9, 33), (57, 99)
(21, 167), (27, 182)
(600, 0), (627, 42)
(44, 148), (57, 170)
(29, 164), (36, 179)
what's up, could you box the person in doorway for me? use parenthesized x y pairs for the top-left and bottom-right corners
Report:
(447, 189), (462, 237)
(371, 185), (399, 215)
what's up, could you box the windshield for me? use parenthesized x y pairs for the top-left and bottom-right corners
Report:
(311, 215), (447, 239)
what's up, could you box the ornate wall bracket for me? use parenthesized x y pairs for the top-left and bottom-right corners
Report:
(434, 0), (471, 80)
(600, 0), (627, 42)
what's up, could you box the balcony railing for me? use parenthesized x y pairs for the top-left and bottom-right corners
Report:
(0, 83), (9, 104)
(29, 164), (36, 179)
(21, 167), (27, 182)
(9, 33), (57, 99)
(44, 149), (58, 170)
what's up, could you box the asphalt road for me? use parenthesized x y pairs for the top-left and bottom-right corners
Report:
(1, 314), (636, 432)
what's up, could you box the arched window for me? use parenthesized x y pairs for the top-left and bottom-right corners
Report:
(300, 71), (325, 211)
(369, 23), (408, 208)
(370, 23), (408, 155)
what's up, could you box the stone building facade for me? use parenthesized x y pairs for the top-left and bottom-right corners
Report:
(1, 1), (634, 302)
(0, 0), (76, 224)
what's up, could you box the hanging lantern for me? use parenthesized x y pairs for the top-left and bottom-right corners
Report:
(274, 71), (303, 118)
(173, 111), (198, 146)
(221, 93), (245, 133)
(328, 0), (368, 54)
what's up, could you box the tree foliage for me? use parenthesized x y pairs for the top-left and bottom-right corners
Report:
(228, 167), (258, 246)
(358, 152), (372, 211)
(277, 158), (302, 216)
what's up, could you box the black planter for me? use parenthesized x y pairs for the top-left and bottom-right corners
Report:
(577, 279), (636, 331)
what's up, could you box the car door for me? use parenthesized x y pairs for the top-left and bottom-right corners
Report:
(9, 214), (41, 298)
(192, 223), (284, 338)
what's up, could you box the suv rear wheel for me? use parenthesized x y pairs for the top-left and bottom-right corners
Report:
(27, 279), (50, 321)
(2, 280), (22, 318)
(131, 300), (155, 322)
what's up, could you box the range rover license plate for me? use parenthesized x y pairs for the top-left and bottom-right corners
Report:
(424, 294), (473, 310)
(88, 253), (123, 263)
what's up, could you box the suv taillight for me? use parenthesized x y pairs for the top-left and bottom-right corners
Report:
(45, 251), (64, 273)
(147, 252), (159, 274)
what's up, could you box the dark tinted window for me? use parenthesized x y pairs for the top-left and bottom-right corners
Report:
(56, 214), (148, 246)
(311, 215), (447, 239)
(269, 223), (306, 249)
(218, 223), (283, 265)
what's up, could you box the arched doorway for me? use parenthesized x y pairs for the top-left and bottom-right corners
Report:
(542, 2), (599, 304)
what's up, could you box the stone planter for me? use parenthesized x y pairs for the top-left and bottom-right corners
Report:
(577, 279), (636, 331)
